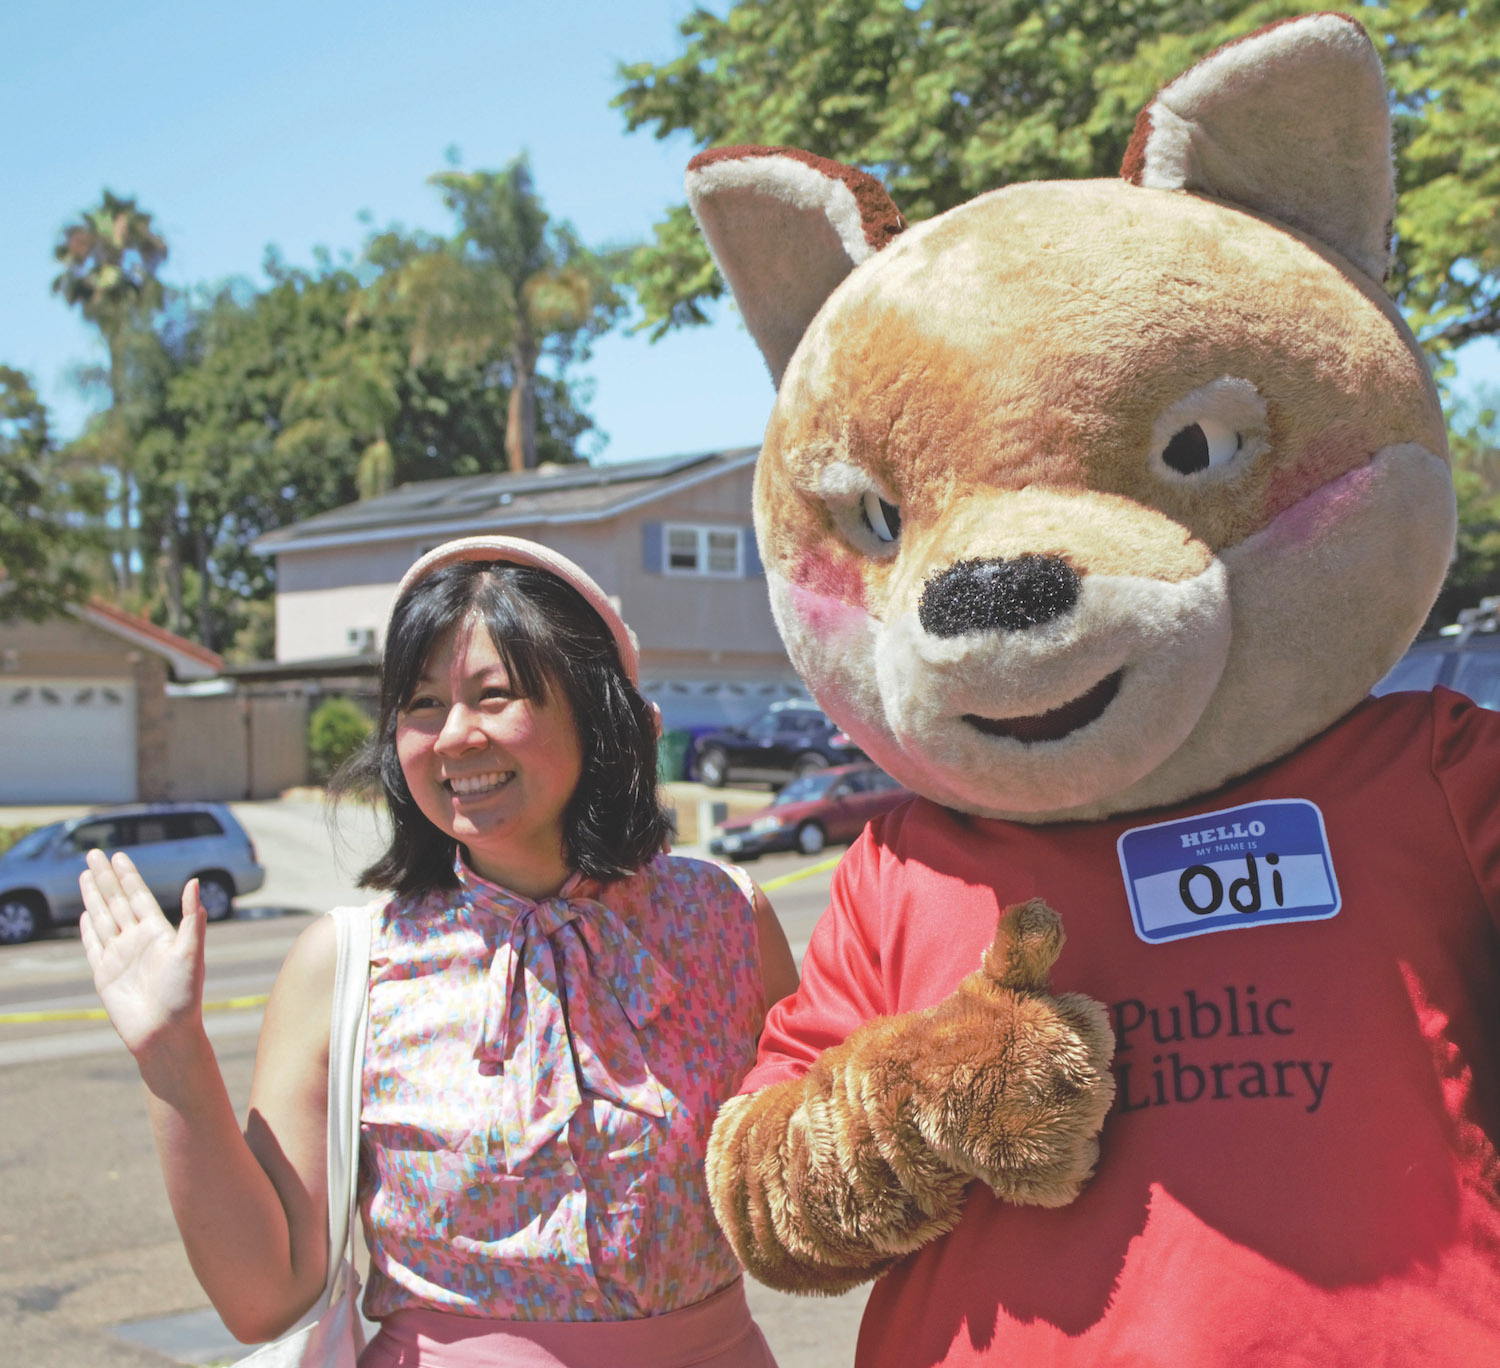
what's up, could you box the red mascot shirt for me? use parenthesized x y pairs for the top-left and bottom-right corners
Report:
(745, 689), (1500, 1366)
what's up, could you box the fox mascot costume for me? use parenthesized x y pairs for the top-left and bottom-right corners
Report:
(685, 12), (1500, 1366)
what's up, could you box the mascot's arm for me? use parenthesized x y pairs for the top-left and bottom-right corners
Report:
(708, 899), (1115, 1294)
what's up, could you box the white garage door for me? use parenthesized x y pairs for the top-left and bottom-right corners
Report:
(0, 678), (137, 803)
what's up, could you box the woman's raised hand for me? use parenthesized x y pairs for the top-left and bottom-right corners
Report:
(79, 850), (207, 1059)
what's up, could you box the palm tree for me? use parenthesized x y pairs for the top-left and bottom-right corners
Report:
(51, 191), (168, 592)
(407, 157), (623, 472)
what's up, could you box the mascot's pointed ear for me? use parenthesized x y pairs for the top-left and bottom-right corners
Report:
(686, 145), (906, 385)
(1121, 12), (1394, 281)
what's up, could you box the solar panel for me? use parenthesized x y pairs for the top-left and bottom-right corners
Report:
(260, 447), (759, 545)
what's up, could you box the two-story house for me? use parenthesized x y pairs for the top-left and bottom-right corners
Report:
(252, 448), (807, 729)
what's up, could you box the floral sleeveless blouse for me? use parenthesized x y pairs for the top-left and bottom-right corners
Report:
(358, 852), (764, 1321)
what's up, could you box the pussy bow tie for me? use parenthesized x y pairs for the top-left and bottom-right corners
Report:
(458, 861), (680, 1169)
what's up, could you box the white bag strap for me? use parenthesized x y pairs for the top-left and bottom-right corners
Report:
(323, 903), (374, 1298)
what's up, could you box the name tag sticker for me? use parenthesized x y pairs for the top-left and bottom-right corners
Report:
(1117, 799), (1340, 945)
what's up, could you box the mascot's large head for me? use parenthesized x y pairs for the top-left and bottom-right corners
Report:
(688, 12), (1454, 823)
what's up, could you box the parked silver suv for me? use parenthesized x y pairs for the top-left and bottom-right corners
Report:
(0, 803), (265, 945)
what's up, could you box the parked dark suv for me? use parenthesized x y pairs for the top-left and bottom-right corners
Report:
(690, 701), (863, 788)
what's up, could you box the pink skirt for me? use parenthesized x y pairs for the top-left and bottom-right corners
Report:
(356, 1278), (777, 1367)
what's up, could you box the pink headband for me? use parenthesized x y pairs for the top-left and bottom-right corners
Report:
(393, 535), (641, 685)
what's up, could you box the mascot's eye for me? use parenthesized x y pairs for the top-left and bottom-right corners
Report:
(1161, 417), (1242, 475)
(818, 462), (903, 558)
(1150, 380), (1266, 482)
(861, 491), (902, 543)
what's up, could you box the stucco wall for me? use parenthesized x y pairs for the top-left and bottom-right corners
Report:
(274, 540), (427, 661)
(276, 582), (404, 662)
(275, 540), (427, 593)
(0, 616), (150, 678)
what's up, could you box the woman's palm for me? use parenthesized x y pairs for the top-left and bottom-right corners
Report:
(80, 852), (206, 1056)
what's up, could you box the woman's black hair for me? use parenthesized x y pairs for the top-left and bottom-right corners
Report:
(331, 559), (672, 896)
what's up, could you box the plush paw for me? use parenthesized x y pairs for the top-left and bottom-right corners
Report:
(856, 900), (1115, 1206)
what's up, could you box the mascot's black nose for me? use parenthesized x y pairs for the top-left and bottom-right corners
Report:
(918, 555), (1081, 637)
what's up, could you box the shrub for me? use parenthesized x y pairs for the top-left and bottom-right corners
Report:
(308, 696), (373, 784)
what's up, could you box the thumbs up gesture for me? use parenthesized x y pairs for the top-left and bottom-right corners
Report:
(864, 899), (1116, 1206)
(707, 899), (1115, 1293)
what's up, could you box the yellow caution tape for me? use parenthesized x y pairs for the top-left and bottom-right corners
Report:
(758, 854), (842, 892)
(3, 855), (844, 1025)
(0, 992), (269, 1025)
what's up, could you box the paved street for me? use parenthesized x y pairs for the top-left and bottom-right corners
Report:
(0, 793), (870, 1367)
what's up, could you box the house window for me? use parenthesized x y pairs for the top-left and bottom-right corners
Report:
(663, 524), (744, 578)
(348, 627), (377, 654)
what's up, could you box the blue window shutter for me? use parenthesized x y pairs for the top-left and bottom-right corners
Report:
(643, 522), (663, 573)
(743, 528), (764, 578)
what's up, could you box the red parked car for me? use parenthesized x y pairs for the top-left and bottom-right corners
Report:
(707, 763), (911, 858)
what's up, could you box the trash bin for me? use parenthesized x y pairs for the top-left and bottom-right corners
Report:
(657, 729), (692, 784)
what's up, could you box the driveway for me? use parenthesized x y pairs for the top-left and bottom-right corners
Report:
(231, 795), (385, 916)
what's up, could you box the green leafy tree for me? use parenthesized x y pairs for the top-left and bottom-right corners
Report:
(147, 269), (364, 651)
(0, 368), (103, 622)
(615, 0), (1500, 356)
(381, 156), (625, 470)
(1372, 0), (1500, 352)
(280, 333), (403, 500)
(51, 191), (169, 590)
(129, 243), (596, 655)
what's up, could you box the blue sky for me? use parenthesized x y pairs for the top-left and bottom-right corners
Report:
(1, 0), (772, 464)
(4, 1), (1497, 468)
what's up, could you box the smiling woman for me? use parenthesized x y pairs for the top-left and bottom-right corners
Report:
(340, 544), (663, 900)
(77, 534), (798, 1368)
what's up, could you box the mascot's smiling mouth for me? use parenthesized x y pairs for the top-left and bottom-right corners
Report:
(964, 670), (1124, 744)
